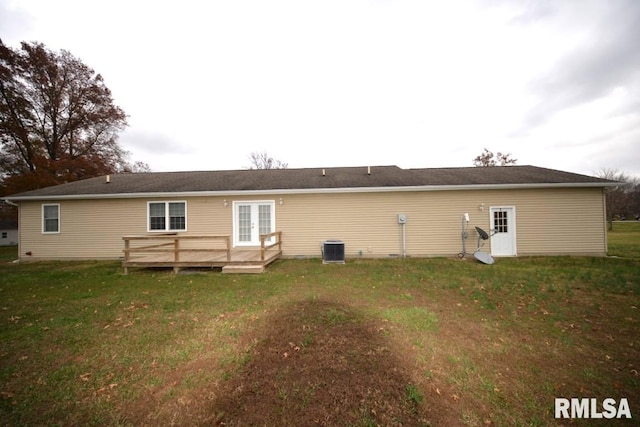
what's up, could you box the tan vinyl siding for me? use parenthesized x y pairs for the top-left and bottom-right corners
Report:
(273, 188), (607, 258)
(499, 188), (607, 256)
(18, 197), (231, 260)
(20, 199), (144, 259)
(17, 186), (607, 260)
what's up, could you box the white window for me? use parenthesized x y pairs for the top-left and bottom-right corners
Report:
(147, 202), (186, 232)
(42, 204), (60, 234)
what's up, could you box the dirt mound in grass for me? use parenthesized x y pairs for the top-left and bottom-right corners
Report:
(207, 299), (436, 426)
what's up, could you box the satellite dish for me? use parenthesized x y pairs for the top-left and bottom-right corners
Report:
(474, 251), (495, 265)
(475, 226), (489, 240)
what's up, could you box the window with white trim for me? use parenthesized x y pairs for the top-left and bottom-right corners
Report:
(148, 202), (186, 231)
(43, 204), (60, 233)
(493, 210), (508, 233)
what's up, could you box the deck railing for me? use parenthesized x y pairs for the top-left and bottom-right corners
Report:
(123, 235), (232, 263)
(260, 231), (283, 261)
(122, 232), (283, 273)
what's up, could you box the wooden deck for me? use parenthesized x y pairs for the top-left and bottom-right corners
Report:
(122, 232), (282, 274)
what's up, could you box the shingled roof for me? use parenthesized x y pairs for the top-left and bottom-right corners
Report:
(4, 165), (617, 200)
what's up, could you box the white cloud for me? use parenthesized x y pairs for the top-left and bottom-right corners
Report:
(2, 0), (639, 177)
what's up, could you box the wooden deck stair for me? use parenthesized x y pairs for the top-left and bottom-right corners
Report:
(222, 264), (265, 274)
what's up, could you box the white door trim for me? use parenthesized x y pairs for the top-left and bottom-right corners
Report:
(489, 206), (517, 256)
(232, 200), (276, 247)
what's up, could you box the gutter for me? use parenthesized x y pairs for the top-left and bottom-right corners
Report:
(2, 199), (19, 207)
(2, 181), (620, 202)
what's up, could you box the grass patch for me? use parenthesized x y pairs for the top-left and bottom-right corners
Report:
(381, 306), (438, 332)
(0, 230), (638, 425)
(0, 245), (18, 262)
(405, 383), (424, 406)
(608, 221), (640, 258)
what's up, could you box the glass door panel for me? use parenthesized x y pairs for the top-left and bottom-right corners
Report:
(234, 201), (275, 246)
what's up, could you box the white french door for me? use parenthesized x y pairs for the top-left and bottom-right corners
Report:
(490, 206), (517, 256)
(233, 201), (275, 247)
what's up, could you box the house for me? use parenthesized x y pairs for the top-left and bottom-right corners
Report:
(1, 165), (618, 266)
(0, 220), (18, 246)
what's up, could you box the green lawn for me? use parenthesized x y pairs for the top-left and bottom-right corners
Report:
(0, 229), (638, 426)
(608, 221), (640, 258)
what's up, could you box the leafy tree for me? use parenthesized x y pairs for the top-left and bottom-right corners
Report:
(473, 148), (517, 167)
(0, 41), (141, 195)
(247, 151), (288, 169)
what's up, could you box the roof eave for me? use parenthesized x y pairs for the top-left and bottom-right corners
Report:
(1, 181), (616, 202)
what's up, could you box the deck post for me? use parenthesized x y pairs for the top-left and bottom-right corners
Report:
(174, 238), (181, 274)
(123, 237), (130, 274)
(260, 235), (265, 262)
(226, 236), (231, 262)
(124, 238), (130, 262)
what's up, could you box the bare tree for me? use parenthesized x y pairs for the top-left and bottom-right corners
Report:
(247, 151), (288, 169)
(595, 168), (638, 230)
(121, 160), (151, 173)
(473, 148), (517, 167)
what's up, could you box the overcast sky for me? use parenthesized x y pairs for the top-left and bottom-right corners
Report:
(2, 0), (639, 177)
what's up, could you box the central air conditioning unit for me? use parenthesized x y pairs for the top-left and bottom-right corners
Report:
(322, 240), (345, 264)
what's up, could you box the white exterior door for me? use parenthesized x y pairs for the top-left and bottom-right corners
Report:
(233, 201), (275, 247)
(490, 207), (516, 256)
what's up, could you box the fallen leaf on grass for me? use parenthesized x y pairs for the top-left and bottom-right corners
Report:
(288, 342), (301, 351)
(95, 383), (118, 395)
